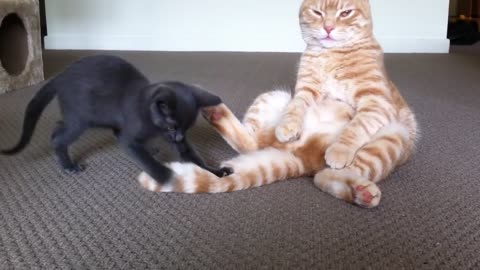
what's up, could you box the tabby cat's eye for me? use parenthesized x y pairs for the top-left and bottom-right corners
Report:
(340, 10), (353, 18)
(312, 9), (323, 17)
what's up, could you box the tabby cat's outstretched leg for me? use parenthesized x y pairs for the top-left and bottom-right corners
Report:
(314, 124), (414, 208)
(202, 104), (257, 153)
(202, 90), (291, 153)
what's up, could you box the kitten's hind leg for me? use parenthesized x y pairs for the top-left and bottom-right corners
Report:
(112, 128), (121, 138)
(51, 121), (86, 174)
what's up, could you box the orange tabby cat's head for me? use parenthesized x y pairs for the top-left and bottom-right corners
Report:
(299, 0), (373, 49)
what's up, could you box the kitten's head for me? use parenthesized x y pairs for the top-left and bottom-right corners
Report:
(299, 0), (373, 49)
(149, 82), (222, 142)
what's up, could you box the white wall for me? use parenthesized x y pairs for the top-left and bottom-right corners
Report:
(45, 0), (450, 53)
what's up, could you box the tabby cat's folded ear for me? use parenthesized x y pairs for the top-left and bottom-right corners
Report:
(190, 85), (222, 107)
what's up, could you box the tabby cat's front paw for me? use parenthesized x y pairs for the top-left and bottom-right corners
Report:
(201, 104), (226, 123)
(275, 121), (302, 143)
(325, 143), (356, 169)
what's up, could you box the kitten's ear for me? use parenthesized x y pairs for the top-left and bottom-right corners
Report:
(191, 85), (222, 107)
(149, 91), (173, 126)
(149, 102), (165, 126)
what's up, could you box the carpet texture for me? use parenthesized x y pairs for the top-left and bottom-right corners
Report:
(0, 50), (479, 269)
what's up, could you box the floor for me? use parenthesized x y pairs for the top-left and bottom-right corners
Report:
(451, 41), (480, 54)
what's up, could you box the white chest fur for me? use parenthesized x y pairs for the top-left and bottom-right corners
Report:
(322, 75), (349, 102)
(314, 59), (349, 103)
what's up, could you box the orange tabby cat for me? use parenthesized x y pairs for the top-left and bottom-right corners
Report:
(138, 0), (418, 208)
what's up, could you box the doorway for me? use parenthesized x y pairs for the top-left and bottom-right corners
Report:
(448, 0), (480, 52)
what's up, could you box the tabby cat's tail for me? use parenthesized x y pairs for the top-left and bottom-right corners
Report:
(138, 148), (305, 193)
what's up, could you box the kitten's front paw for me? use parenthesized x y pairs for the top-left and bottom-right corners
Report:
(275, 121), (302, 143)
(212, 167), (234, 178)
(325, 143), (356, 169)
(64, 163), (86, 174)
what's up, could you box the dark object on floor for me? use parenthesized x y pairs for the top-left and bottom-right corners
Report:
(2, 55), (231, 179)
(456, 0), (480, 18)
(0, 50), (479, 269)
(0, 0), (44, 94)
(448, 19), (480, 45)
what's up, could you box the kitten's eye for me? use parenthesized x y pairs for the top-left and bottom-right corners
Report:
(158, 103), (171, 114)
(159, 103), (168, 111)
(312, 9), (323, 17)
(340, 10), (353, 18)
(167, 126), (175, 132)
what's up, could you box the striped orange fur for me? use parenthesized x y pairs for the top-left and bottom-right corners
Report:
(138, 0), (418, 208)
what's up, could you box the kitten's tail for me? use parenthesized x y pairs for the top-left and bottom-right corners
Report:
(138, 148), (306, 193)
(2, 81), (58, 155)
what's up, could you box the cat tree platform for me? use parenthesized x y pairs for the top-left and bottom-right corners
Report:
(0, 0), (44, 94)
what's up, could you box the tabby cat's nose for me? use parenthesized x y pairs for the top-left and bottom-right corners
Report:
(324, 26), (335, 34)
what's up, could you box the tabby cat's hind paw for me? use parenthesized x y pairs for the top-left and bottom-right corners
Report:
(275, 121), (302, 143)
(351, 183), (381, 208)
(314, 169), (381, 208)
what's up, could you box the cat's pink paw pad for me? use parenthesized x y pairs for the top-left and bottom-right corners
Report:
(210, 111), (223, 122)
(202, 105), (226, 123)
(352, 184), (381, 208)
(355, 186), (373, 203)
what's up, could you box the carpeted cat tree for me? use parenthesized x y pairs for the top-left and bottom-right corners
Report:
(0, 0), (44, 94)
